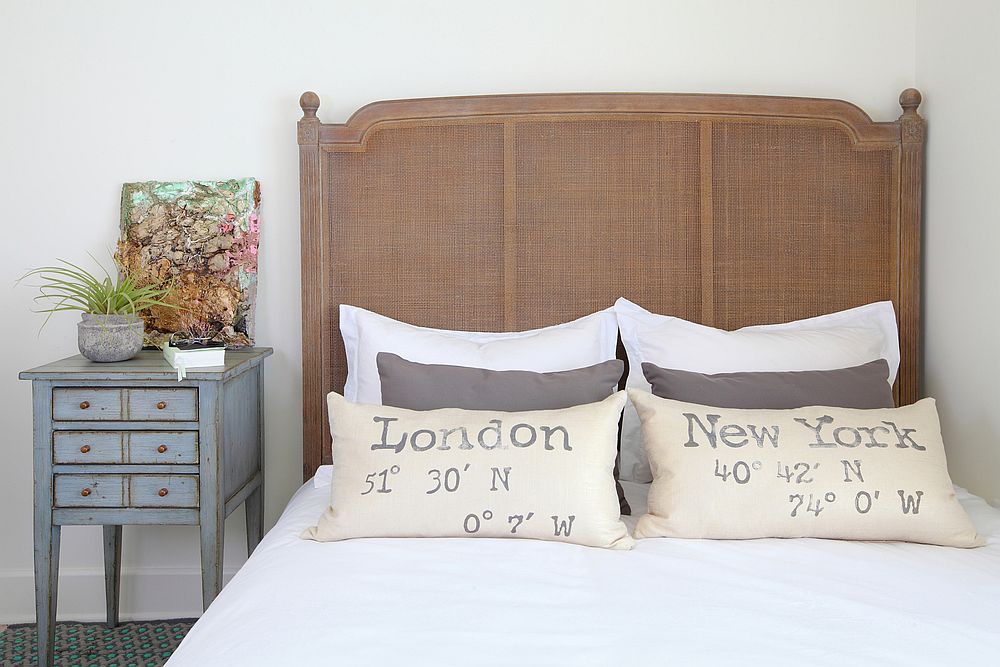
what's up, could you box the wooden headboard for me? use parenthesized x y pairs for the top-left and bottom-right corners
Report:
(297, 88), (925, 481)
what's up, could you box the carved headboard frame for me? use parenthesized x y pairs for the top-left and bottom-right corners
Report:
(297, 89), (924, 481)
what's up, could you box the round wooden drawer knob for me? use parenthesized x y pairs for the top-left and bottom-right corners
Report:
(80, 488), (92, 497)
(158, 488), (169, 497)
(79, 401), (90, 410)
(79, 445), (91, 454)
(156, 401), (167, 410)
(157, 445), (168, 454)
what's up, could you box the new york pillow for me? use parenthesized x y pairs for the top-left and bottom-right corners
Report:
(630, 390), (982, 547)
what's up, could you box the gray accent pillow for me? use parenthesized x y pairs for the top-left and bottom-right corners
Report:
(376, 353), (630, 514)
(641, 359), (894, 409)
(378, 353), (624, 411)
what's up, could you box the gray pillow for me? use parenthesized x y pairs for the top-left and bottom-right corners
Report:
(376, 353), (630, 514)
(641, 359), (894, 409)
(378, 353), (625, 411)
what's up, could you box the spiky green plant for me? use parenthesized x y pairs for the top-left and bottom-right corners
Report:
(18, 256), (177, 328)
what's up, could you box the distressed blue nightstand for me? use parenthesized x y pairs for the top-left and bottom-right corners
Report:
(19, 347), (272, 667)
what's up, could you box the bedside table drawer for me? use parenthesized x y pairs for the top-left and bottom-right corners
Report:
(128, 432), (198, 464)
(129, 475), (199, 508)
(53, 432), (124, 463)
(53, 389), (122, 421)
(54, 474), (125, 507)
(127, 388), (198, 421)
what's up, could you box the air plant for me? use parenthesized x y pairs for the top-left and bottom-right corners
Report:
(18, 255), (177, 328)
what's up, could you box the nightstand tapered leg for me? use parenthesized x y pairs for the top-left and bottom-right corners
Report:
(200, 505), (225, 610)
(34, 522), (60, 667)
(103, 525), (122, 627)
(198, 380), (226, 611)
(245, 485), (264, 555)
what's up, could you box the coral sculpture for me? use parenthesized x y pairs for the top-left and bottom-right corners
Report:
(115, 179), (259, 347)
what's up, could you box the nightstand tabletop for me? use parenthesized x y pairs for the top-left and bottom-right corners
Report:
(20, 347), (272, 381)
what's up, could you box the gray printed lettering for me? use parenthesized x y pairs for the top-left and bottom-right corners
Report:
(477, 419), (504, 450)
(747, 424), (780, 448)
(841, 459), (864, 483)
(490, 466), (512, 491)
(371, 416), (407, 453)
(439, 426), (473, 451)
(857, 425), (891, 448)
(541, 425), (571, 451)
(719, 424), (748, 448)
(410, 429), (436, 452)
(833, 426), (862, 448)
(510, 423), (537, 448)
(684, 412), (722, 448)
(883, 421), (926, 451)
(794, 415), (836, 447)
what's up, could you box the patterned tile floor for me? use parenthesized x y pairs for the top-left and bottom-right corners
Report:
(0, 620), (193, 666)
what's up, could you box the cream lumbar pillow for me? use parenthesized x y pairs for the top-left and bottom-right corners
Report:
(629, 390), (982, 547)
(304, 392), (634, 550)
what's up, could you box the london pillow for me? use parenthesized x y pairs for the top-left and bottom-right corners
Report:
(303, 392), (634, 549)
(377, 353), (631, 515)
(641, 359), (895, 410)
(630, 390), (982, 547)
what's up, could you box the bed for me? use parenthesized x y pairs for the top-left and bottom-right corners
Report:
(167, 475), (1000, 665)
(167, 88), (1000, 664)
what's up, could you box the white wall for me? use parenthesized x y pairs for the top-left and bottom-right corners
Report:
(917, 1), (1000, 505)
(0, 0), (916, 622)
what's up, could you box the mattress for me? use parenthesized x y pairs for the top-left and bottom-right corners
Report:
(167, 473), (1000, 666)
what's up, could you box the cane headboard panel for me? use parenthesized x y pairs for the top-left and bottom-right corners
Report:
(297, 89), (925, 480)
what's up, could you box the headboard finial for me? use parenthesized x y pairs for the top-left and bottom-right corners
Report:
(300, 91), (321, 119)
(899, 88), (922, 114)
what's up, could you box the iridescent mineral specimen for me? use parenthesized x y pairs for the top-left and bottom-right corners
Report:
(116, 178), (260, 347)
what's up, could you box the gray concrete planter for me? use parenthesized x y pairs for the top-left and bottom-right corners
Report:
(77, 313), (144, 362)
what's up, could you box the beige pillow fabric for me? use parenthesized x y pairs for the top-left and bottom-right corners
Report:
(630, 390), (982, 547)
(304, 392), (633, 550)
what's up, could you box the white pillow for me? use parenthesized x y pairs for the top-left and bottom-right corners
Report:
(341, 305), (619, 405)
(313, 464), (333, 488)
(615, 298), (900, 483)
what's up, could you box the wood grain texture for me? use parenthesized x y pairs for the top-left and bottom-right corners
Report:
(128, 474), (199, 508)
(299, 92), (324, 482)
(103, 525), (121, 628)
(32, 380), (58, 667)
(699, 121), (715, 326)
(126, 388), (198, 421)
(197, 380), (225, 611)
(897, 88), (924, 406)
(53, 431), (124, 464)
(54, 474), (125, 507)
(51, 431), (199, 465)
(320, 92), (900, 146)
(20, 348), (272, 381)
(126, 431), (199, 464)
(52, 507), (199, 525)
(53, 388), (122, 421)
(297, 90), (923, 480)
(50, 420), (199, 431)
(246, 361), (264, 555)
(52, 464), (200, 475)
(221, 369), (260, 499)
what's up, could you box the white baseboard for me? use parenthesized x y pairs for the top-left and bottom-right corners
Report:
(0, 567), (236, 624)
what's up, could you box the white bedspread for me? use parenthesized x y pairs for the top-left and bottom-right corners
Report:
(167, 475), (1000, 666)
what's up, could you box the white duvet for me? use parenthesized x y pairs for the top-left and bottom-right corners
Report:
(167, 475), (1000, 666)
